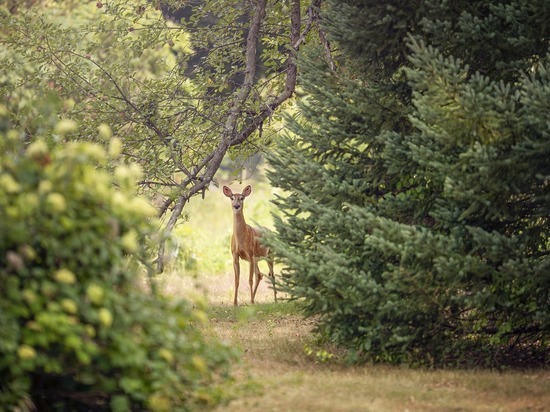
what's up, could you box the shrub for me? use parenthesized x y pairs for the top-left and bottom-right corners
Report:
(0, 123), (236, 410)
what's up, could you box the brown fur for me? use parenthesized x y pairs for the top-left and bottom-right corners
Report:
(223, 185), (276, 305)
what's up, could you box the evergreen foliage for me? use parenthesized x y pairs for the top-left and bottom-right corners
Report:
(267, 0), (550, 366)
(0, 113), (236, 410)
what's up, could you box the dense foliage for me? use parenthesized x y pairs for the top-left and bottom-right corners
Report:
(267, 0), (550, 366)
(1, 0), (316, 270)
(0, 115), (236, 410)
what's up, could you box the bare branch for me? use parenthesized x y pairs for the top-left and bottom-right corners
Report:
(318, 24), (336, 72)
(293, 0), (321, 49)
(156, 0), (269, 272)
(231, 0), (301, 147)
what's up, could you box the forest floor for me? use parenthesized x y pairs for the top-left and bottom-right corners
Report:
(161, 179), (550, 411)
(192, 285), (550, 412)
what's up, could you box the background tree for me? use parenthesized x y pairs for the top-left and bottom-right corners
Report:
(1, 0), (328, 271)
(267, 0), (549, 366)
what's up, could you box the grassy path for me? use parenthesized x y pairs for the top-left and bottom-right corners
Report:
(208, 302), (549, 412)
(166, 176), (548, 410)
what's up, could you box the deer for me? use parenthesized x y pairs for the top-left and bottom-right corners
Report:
(223, 185), (277, 306)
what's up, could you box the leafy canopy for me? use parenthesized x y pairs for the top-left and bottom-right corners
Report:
(1, 0), (318, 270)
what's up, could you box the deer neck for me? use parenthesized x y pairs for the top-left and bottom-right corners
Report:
(233, 209), (250, 240)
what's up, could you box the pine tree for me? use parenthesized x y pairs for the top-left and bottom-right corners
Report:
(267, 0), (550, 366)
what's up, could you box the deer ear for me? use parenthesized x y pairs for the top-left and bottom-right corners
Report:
(223, 186), (233, 197)
(242, 185), (252, 197)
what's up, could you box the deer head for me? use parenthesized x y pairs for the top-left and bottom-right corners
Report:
(223, 185), (251, 213)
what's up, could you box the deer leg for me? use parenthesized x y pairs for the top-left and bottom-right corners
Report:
(252, 260), (262, 302)
(233, 255), (240, 306)
(249, 258), (255, 304)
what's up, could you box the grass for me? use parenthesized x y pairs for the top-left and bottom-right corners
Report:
(208, 302), (550, 412)
(158, 169), (550, 411)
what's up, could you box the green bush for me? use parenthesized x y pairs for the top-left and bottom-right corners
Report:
(0, 124), (236, 410)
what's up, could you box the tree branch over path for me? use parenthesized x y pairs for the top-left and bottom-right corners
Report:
(156, 0), (309, 272)
(156, 0), (268, 271)
(0, 0), (330, 273)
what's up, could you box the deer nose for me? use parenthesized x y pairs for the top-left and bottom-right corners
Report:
(233, 204), (241, 210)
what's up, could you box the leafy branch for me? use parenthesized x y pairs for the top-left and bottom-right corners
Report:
(1, 0), (332, 272)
